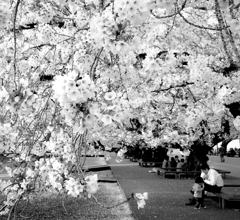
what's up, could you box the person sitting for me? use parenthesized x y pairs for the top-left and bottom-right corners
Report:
(162, 156), (169, 169)
(170, 157), (177, 171)
(176, 158), (186, 171)
(175, 155), (180, 163)
(200, 163), (224, 193)
(185, 163), (224, 206)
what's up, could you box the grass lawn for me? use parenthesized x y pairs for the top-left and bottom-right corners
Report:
(0, 182), (135, 220)
(0, 163), (135, 220)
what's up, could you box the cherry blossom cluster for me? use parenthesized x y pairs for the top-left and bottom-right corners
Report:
(0, 1), (11, 29)
(0, 123), (17, 152)
(233, 116), (240, 131)
(52, 70), (95, 126)
(114, 0), (151, 24)
(89, 8), (118, 51)
(0, 157), (99, 215)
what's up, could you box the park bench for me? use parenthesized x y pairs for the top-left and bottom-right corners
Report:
(179, 169), (231, 179)
(157, 167), (191, 178)
(139, 160), (162, 167)
(214, 169), (231, 179)
(158, 169), (231, 179)
(130, 157), (139, 162)
(211, 184), (240, 209)
(179, 170), (231, 179)
(157, 167), (185, 174)
(167, 170), (201, 179)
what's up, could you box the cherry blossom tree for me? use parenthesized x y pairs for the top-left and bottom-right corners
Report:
(0, 0), (240, 217)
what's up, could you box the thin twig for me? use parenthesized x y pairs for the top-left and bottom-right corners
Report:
(91, 194), (133, 209)
(165, 5), (177, 38)
(19, 199), (36, 220)
(151, 82), (194, 93)
(90, 47), (104, 81)
(0, 205), (7, 213)
(187, 87), (197, 102)
(62, 200), (68, 214)
(7, 199), (17, 220)
(14, 197), (21, 220)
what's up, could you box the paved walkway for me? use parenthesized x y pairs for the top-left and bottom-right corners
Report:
(209, 155), (240, 178)
(108, 153), (240, 220)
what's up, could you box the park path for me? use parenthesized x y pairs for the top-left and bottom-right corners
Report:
(108, 153), (240, 220)
(210, 155), (240, 178)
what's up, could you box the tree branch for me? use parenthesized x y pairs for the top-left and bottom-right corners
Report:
(13, 0), (21, 88)
(165, 5), (177, 38)
(151, 82), (194, 93)
(178, 10), (228, 31)
(91, 193), (133, 209)
(187, 87), (197, 102)
(193, 6), (208, 11)
(233, 3), (240, 9)
(150, 0), (187, 19)
(227, 0), (240, 64)
(214, 0), (234, 64)
(90, 47), (104, 81)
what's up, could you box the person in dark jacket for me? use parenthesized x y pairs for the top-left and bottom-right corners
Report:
(170, 157), (177, 170)
(219, 145), (225, 162)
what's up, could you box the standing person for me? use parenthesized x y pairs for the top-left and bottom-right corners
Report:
(192, 176), (206, 209)
(219, 145), (225, 162)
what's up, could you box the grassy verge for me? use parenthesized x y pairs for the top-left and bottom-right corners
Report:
(0, 182), (135, 220)
(0, 170), (135, 220)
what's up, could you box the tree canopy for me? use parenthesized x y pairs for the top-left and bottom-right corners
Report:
(0, 0), (240, 217)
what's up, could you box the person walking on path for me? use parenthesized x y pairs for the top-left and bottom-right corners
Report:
(219, 145), (225, 162)
(192, 176), (206, 209)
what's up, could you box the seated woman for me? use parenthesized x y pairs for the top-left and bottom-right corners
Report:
(162, 156), (169, 169)
(176, 158), (186, 171)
